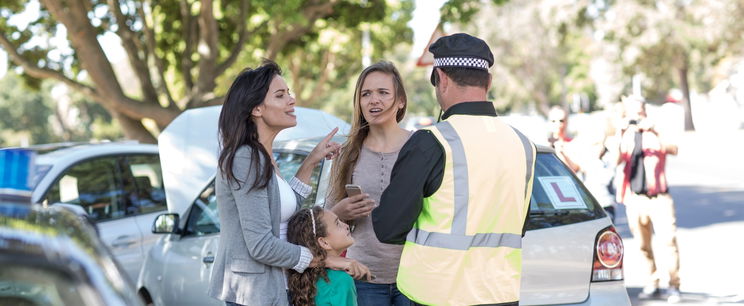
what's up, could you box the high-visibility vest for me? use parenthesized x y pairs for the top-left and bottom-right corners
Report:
(396, 114), (536, 306)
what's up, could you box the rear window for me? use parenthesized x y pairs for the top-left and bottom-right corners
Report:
(526, 152), (606, 230)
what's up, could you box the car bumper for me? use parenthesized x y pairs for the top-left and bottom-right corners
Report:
(573, 281), (631, 305)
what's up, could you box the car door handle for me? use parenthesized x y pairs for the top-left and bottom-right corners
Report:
(111, 236), (137, 248)
(203, 255), (215, 264)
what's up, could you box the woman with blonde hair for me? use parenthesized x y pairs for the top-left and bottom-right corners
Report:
(326, 61), (413, 305)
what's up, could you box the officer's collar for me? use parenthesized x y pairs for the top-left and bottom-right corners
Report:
(441, 101), (498, 121)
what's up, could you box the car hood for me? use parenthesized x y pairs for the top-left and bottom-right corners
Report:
(158, 105), (350, 214)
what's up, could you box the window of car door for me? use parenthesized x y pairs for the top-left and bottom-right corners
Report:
(182, 151), (323, 238)
(122, 154), (167, 215)
(44, 156), (132, 222)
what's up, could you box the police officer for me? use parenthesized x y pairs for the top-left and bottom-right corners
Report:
(373, 33), (536, 306)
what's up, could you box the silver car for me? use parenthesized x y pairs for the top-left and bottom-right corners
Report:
(137, 107), (630, 305)
(30, 142), (168, 281)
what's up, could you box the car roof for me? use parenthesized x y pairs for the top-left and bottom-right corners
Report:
(35, 142), (158, 165)
(159, 105), (351, 214)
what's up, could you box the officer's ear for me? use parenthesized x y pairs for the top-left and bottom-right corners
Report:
(436, 69), (449, 91)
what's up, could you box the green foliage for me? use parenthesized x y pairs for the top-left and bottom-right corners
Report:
(267, 0), (415, 116)
(440, 0), (508, 24)
(0, 72), (54, 145)
(598, 0), (744, 98)
(0, 72), (121, 146)
(451, 0), (598, 114)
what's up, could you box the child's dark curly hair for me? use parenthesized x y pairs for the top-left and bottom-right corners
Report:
(287, 206), (328, 306)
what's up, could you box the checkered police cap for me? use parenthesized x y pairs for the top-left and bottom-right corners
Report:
(433, 57), (490, 70)
(429, 33), (494, 85)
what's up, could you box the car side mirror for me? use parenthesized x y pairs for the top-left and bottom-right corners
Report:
(152, 213), (180, 234)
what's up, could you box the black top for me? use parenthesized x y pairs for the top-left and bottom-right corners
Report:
(372, 101), (498, 244)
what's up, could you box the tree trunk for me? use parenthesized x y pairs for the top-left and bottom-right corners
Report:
(42, 0), (179, 135)
(677, 62), (695, 131)
(113, 111), (158, 144)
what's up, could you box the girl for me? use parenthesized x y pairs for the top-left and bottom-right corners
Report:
(287, 206), (370, 306)
(208, 60), (366, 306)
(327, 61), (413, 305)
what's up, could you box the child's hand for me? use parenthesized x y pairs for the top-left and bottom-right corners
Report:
(331, 194), (375, 221)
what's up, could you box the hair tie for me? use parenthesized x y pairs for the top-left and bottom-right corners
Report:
(309, 208), (317, 237)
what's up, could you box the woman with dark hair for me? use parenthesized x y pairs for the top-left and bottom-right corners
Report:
(207, 60), (370, 306)
(326, 61), (413, 305)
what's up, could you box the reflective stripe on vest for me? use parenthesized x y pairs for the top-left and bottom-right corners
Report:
(438, 121), (469, 235)
(511, 127), (535, 199)
(406, 228), (522, 250)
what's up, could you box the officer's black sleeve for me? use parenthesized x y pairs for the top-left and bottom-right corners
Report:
(373, 130), (444, 245)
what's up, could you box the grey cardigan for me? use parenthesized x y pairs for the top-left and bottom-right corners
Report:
(208, 146), (304, 305)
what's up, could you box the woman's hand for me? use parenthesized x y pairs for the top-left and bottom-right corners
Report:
(295, 128), (341, 184)
(326, 256), (373, 281)
(331, 194), (376, 221)
(307, 127), (342, 165)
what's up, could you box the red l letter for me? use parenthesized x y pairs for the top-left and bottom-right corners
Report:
(551, 182), (576, 202)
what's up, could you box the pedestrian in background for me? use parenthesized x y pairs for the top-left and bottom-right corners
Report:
(209, 60), (369, 306)
(570, 117), (617, 222)
(325, 61), (414, 306)
(547, 106), (580, 173)
(373, 33), (536, 306)
(616, 95), (682, 303)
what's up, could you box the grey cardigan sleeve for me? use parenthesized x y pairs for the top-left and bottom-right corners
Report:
(230, 146), (303, 269)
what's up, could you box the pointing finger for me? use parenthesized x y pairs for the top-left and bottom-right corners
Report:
(321, 127), (339, 144)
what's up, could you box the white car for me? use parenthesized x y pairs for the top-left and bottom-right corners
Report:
(31, 142), (167, 280)
(137, 106), (630, 305)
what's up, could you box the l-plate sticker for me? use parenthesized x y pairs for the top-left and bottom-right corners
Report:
(538, 176), (587, 209)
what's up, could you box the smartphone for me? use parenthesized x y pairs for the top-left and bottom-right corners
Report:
(345, 184), (363, 197)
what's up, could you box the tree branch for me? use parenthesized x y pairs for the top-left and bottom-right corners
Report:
(202, 95), (225, 106)
(108, 0), (159, 105)
(302, 50), (334, 107)
(137, 0), (177, 110)
(266, 0), (339, 60)
(180, 0), (195, 91)
(289, 55), (304, 99)
(0, 32), (102, 101)
(215, 0), (250, 76)
(41, 0), (179, 129)
(194, 0), (220, 96)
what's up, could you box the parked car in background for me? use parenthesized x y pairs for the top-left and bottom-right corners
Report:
(29, 142), (167, 280)
(138, 106), (630, 305)
(0, 203), (144, 306)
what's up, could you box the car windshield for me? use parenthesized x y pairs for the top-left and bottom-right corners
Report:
(32, 164), (52, 188)
(182, 150), (322, 237)
(526, 152), (606, 230)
